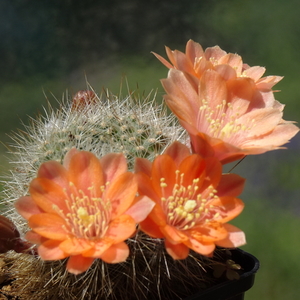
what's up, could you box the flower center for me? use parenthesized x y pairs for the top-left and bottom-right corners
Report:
(160, 170), (218, 230)
(55, 182), (111, 239)
(197, 99), (256, 144)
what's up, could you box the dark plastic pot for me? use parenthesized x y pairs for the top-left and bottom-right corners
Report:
(185, 248), (260, 300)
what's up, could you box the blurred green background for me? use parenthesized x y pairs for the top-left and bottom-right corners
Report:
(0, 1), (299, 299)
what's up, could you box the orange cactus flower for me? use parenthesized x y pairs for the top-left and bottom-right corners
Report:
(135, 141), (246, 260)
(154, 40), (299, 164)
(15, 149), (154, 275)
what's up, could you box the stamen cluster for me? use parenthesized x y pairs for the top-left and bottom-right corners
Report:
(58, 183), (111, 239)
(160, 172), (217, 231)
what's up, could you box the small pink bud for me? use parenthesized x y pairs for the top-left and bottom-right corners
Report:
(71, 90), (97, 111)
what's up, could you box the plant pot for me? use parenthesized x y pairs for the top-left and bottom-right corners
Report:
(185, 248), (260, 300)
(0, 248), (259, 300)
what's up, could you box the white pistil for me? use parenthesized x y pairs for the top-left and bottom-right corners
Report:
(183, 200), (197, 212)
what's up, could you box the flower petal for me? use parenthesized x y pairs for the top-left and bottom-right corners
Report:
(151, 155), (177, 197)
(205, 45), (227, 61)
(160, 224), (188, 243)
(216, 223), (246, 248)
(238, 107), (283, 137)
(134, 157), (152, 176)
(135, 172), (158, 202)
(188, 238), (215, 256)
(165, 240), (189, 260)
(25, 230), (46, 244)
(59, 238), (93, 255)
(199, 70), (228, 109)
(63, 147), (79, 169)
(14, 196), (43, 219)
(29, 213), (68, 240)
(29, 178), (69, 214)
(152, 51), (174, 69)
(162, 69), (199, 122)
(215, 64), (237, 81)
(37, 160), (69, 189)
(100, 242), (129, 263)
(243, 66), (266, 81)
(186, 40), (204, 65)
(189, 223), (228, 243)
(202, 157), (223, 188)
(38, 239), (68, 260)
(217, 174), (245, 197)
(209, 197), (244, 223)
(139, 215), (165, 239)
(256, 75), (283, 89)
(227, 77), (255, 102)
(100, 153), (127, 183)
(105, 214), (136, 243)
(165, 46), (177, 67)
(106, 173), (137, 219)
(178, 154), (206, 187)
(164, 141), (191, 167)
(189, 131), (216, 158)
(125, 196), (155, 223)
(82, 238), (112, 258)
(218, 53), (243, 75)
(66, 255), (94, 275)
(148, 204), (168, 227)
(242, 122), (299, 149)
(68, 151), (104, 195)
(173, 49), (196, 75)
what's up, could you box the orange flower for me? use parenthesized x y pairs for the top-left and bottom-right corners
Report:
(154, 40), (299, 164)
(15, 149), (154, 274)
(135, 141), (246, 259)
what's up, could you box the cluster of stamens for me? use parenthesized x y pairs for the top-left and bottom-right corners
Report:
(54, 182), (111, 240)
(160, 170), (219, 230)
(197, 99), (256, 144)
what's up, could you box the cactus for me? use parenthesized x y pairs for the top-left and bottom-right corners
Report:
(0, 87), (212, 300)
(1, 88), (185, 235)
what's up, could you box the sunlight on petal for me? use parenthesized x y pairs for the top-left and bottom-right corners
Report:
(101, 242), (129, 263)
(66, 255), (95, 275)
(38, 240), (68, 260)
